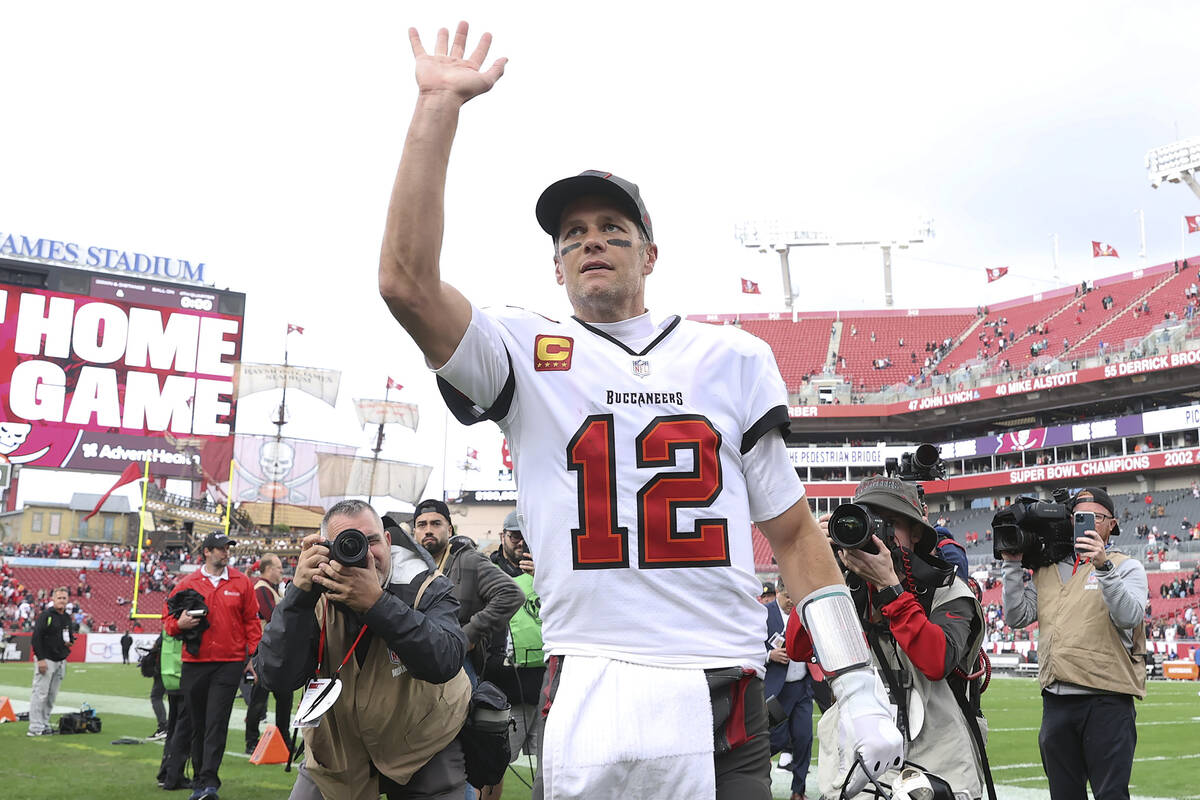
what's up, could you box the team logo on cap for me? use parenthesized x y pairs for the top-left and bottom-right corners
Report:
(534, 335), (574, 372)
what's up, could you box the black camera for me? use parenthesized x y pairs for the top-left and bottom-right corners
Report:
(887, 443), (945, 483)
(828, 503), (890, 554)
(323, 528), (371, 570)
(991, 491), (1073, 568)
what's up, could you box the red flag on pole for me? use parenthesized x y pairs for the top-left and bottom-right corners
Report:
(287, 323), (305, 334)
(85, 462), (144, 521)
(1186, 215), (1200, 234)
(466, 447), (478, 460)
(387, 377), (403, 391)
(986, 267), (1009, 283)
(740, 278), (761, 294)
(1091, 241), (1119, 258)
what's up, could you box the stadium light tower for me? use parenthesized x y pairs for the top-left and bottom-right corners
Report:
(735, 219), (934, 307)
(1147, 136), (1200, 200)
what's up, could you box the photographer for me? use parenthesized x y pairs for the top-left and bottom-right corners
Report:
(1000, 487), (1147, 800)
(791, 477), (989, 800)
(254, 499), (472, 800)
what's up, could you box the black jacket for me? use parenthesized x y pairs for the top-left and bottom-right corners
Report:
(165, 588), (209, 656)
(254, 530), (467, 691)
(441, 536), (523, 674)
(32, 607), (75, 662)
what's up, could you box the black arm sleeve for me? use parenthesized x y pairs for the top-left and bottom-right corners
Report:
(253, 583), (321, 693)
(363, 573), (467, 684)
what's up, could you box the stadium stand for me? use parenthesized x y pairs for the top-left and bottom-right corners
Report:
(1074, 264), (1200, 355)
(739, 317), (833, 390)
(835, 310), (978, 392)
(5, 566), (165, 633)
(721, 258), (1200, 398)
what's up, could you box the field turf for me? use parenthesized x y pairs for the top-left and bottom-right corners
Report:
(0, 664), (1196, 799)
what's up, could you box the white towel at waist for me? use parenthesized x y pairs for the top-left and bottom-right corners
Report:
(542, 655), (716, 800)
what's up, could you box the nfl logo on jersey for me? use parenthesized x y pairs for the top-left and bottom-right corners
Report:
(632, 359), (651, 378)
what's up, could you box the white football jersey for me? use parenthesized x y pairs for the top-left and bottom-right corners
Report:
(436, 307), (803, 670)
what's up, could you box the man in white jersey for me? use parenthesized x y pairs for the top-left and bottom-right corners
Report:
(379, 22), (903, 800)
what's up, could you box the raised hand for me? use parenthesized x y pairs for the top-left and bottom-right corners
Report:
(409, 21), (507, 104)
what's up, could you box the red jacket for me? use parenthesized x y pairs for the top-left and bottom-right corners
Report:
(164, 566), (262, 663)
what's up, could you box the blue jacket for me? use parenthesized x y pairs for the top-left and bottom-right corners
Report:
(764, 601), (812, 708)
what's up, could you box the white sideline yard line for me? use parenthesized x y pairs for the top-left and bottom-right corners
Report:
(0, 683), (247, 731)
(991, 719), (1195, 733)
(993, 752), (1200, 771)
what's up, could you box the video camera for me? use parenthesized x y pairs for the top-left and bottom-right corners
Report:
(990, 489), (1074, 568)
(828, 444), (944, 553)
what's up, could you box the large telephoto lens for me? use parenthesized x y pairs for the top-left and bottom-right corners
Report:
(913, 444), (940, 471)
(828, 503), (880, 554)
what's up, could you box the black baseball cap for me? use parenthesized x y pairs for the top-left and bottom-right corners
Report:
(1073, 487), (1119, 535)
(852, 476), (937, 554)
(413, 499), (453, 527)
(536, 170), (654, 242)
(201, 533), (236, 550)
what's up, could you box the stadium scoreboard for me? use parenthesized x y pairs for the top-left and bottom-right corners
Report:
(0, 256), (244, 479)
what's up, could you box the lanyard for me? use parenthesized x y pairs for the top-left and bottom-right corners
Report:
(316, 600), (368, 676)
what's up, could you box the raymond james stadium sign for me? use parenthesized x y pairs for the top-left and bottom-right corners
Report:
(1, 230), (206, 283)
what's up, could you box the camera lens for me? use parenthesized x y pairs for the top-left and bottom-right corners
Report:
(828, 503), (879, 553)
(331, 529), (369, 568)
(913, 444), (940, 470)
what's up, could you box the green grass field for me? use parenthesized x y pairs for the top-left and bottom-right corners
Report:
(0, 664), (1197, 799)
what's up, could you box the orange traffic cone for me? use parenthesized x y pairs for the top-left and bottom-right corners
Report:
(0, 697), (16, 723)
(248, 724), (292, 765)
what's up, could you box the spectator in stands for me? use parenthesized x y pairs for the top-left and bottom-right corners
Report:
(243, 553), (292, 754)
(28, 587), (75, 736)
(765, 577), (813, 800)
(254, 500), (471, 800)
(1001, 487), (1146, 800)
(164, 533), (262, 800)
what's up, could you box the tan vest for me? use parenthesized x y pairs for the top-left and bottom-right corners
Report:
(818, 580), (988, 799)
(1033, 553), (1146, 699)
(253, 579), (283, 629)
(304, 584), (472, 800)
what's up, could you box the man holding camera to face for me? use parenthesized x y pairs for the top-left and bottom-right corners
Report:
(254, 499), (472, 800)
(1000, 487), (1147, 800)
(790, 476), (989, 800)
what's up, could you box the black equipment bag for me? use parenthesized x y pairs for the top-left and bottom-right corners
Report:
(458, 680), (512, 788)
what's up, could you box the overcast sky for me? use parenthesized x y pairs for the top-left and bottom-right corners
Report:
(4, 1), (1199, 509)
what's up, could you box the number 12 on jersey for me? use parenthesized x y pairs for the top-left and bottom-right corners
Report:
(567, 413), (730, 570)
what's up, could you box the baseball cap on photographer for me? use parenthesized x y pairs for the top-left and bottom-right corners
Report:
(502, 510), (522, 533)
(1072, 487), (1119, 535)
(536, 171), (654, 243)
(852, 476), (937, 554)
(201, 532), (236, 550)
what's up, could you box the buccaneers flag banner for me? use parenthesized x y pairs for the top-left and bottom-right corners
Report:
(741, 278), (761, 294)
(1091, 241), (1119, 258)
(986, 267), (1009, 283)
(1186, 215), (1200, 234)
(287, 323), (305, 334)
